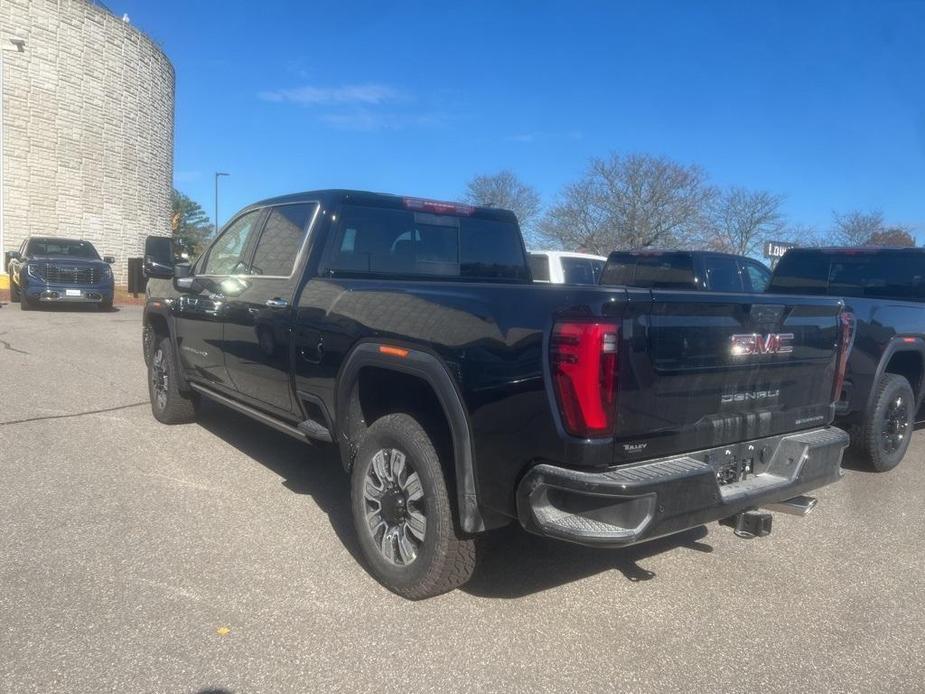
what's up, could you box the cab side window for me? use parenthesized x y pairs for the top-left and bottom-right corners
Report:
(741, 260), (771, 292)
(528, 253), (551, 281)
(703, 255), (743, 292)
(202, 210), (262, 276)
(250, 204), (316, 277)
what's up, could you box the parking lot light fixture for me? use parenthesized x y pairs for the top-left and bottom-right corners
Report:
(214, 171), (230, 235)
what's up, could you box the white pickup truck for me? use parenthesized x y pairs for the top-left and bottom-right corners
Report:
(528, 250), (607, 285)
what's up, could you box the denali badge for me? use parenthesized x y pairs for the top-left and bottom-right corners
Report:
(730, 333), (794, 356)
(721, 389), (780, 403)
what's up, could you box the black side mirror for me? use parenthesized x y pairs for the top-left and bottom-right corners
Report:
(143, 235), (176, 279)
(8, 250), (22, 261)
(103, 255), (116, 264)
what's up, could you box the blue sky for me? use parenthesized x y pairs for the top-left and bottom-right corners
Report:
(118, 0), (925, 239)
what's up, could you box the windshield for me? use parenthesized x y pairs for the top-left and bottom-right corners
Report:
(27, 238), (100, 259)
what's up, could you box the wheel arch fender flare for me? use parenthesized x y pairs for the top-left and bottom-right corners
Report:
(143, 300), (190, 390)
(869, 336), (925, 411)
(334, 341), (486, 533)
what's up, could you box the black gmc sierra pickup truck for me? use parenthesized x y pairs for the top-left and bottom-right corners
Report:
(769, 247), (925, 471)
(142, 190), (851, 599)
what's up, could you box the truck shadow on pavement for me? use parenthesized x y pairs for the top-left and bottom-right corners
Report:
(194, 401), (364, 564)
(464, 525), (712, 599)
(195, 400), (714, 599)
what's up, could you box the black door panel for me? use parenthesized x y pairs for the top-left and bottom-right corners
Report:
(221, 203), (318, 413)
(175, 291), (229, 385)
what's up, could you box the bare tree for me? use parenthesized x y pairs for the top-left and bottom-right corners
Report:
(538, 153), (712, 255)
(698, 187), (785, 256)
(464, 170), (542, 243)
(866, 227), (916, 247)
(829, 210), (885, 246)
(785, 223), (828, 248)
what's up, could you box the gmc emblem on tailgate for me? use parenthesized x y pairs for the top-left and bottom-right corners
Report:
(730, 333), (794, 356)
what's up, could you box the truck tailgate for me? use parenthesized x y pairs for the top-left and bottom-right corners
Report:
(615, 290), (845, 462)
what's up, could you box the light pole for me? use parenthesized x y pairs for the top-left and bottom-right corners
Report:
(0, 36), (27, 274)
(214, 172), (229, 235)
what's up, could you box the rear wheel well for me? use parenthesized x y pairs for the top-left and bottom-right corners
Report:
(884, 350), (923, 403)
(343, 366), (454, 475)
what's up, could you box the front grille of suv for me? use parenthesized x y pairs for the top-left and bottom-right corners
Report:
(31, 263), (99, 285)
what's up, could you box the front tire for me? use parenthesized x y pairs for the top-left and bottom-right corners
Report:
(148, 336), (199, 424)
(20, 293), (35, 311)
(857, 373), (915, 472)
(351, 413), (476, 599)
(98, 298), (113, 312)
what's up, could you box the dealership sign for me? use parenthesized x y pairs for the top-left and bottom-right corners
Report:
(763, 240), (795, 259)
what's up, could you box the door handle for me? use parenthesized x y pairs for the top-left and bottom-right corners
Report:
(265, 297), (289, 309)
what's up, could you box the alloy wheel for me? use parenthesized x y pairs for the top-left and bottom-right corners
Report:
(363, 448), (427, 565)
(151, 348), (169, 411)
(881, 394), (909, 455)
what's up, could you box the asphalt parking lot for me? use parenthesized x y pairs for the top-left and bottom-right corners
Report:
(1, 303), (924, 693)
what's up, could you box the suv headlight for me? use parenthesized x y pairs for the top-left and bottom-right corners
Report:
(26, 264), (44, 281)
(101, 264), (112, 279)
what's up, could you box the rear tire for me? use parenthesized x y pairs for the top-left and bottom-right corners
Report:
(350, 413), (476, 599)
(857, 373), (914, 472)
(148, 336), (199, 424)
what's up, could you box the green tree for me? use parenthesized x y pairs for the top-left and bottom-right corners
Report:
(171, 189), (214, 258)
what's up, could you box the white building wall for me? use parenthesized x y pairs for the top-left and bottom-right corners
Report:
(1, 0), (174, 284)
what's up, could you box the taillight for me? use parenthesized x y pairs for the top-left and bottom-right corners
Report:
(832, 311), (855, 403)
(550, 321), (619, 437)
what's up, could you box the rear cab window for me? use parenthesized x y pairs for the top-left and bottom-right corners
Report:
(601, 253), (696, 289)
(770, 249), (925, 300)
(327, 203), (530, 281)
(828, 253), (925, 300)
(560, 256), (604, 285)
(767, 251), (830, 294)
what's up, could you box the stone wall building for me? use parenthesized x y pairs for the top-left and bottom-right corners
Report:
(1, 0), (174, 284)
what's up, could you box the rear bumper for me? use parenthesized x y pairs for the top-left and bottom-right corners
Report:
(517, 426), (849, 547)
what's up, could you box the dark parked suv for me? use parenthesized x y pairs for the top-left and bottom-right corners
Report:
(7, 237), (115, 310)
(768, 247), (925, 471)
(142, 190), (851, 598)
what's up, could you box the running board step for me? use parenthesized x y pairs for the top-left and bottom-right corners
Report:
(189, 383), (308, 443)
(297, 418), (332, 443)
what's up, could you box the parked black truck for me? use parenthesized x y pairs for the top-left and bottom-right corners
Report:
(769, 247), (925, 471)
(142, 190), (851, 598)
(600, 250), (772, 293)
